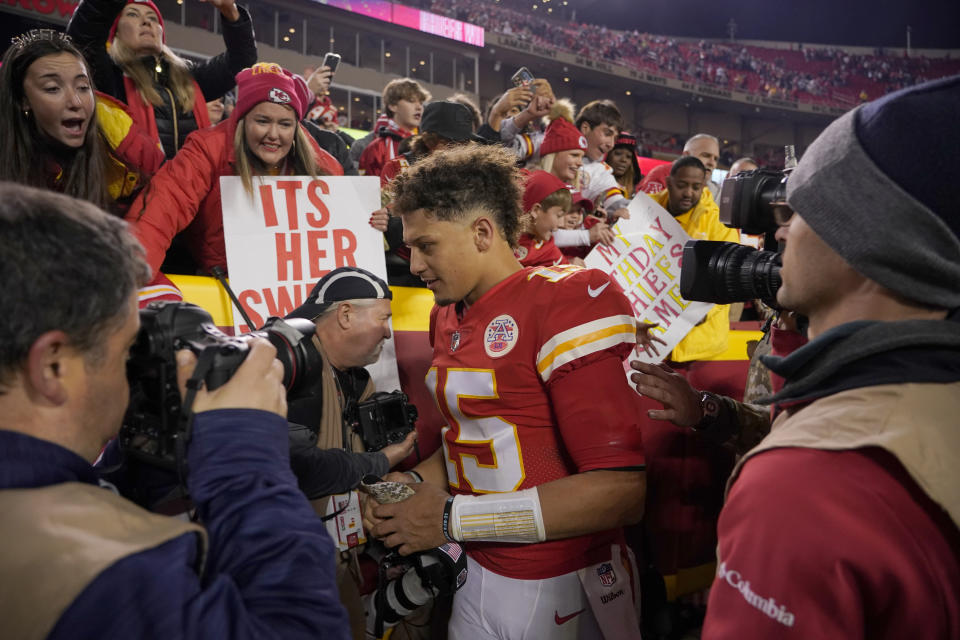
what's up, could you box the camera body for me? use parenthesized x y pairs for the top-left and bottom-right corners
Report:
(680, 155), (795, 307)
(346, 391), (418, 452)
(121, 301), (322, 469)
(716, 168), (788, 235)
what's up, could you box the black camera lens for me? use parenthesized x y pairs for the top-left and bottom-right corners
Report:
(260, 316), (324, 398)
(681, 240), (782, 308)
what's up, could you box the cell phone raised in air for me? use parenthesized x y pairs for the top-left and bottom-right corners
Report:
(322, 52), (341, 75)
(510, 66), (535, 89)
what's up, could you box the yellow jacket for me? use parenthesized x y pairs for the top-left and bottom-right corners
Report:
(94, 93), (165, 205)
(651, 188), (740, 361)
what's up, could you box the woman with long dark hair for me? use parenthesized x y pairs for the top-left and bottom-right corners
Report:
(1, 29), (180, 304)
(0, 29), (164, 214)
(67, 0), (257, 160)
(126, 62), (343, 277)
(606, 132), (643, 198)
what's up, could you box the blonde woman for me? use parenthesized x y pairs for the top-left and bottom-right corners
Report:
(126, 63), (342, 277)
(67, 0), (257, 160)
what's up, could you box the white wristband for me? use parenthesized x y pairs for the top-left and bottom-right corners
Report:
(448, 488), (546, 544)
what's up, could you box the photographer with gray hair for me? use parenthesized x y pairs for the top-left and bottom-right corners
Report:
(285, 266), (417, 638)
(0, 183), (349, 639)
(702, 76), (960, 639)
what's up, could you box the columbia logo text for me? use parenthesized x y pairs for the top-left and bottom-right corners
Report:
(717, 561), (795, 627)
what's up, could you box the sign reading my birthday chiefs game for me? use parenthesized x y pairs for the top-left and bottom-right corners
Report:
(584, 194), (713, 364)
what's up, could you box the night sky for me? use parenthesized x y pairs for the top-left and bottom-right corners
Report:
(550, 0), (960, 49)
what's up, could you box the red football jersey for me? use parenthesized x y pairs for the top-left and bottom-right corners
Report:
(514, 233), (566, 267)
(427, 265), (645, 579)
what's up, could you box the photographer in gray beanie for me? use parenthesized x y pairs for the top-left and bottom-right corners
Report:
(702, 75), (960, 639)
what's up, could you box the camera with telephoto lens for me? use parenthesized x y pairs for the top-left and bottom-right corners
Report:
(345, 391), (418, 452)
(120, 301), (323, 470)
(679, 146), (798, 308)
(367, 544), (467, 638)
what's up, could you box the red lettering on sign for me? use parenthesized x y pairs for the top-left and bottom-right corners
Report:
(263, 286), (297, 318)
(276, 180), (302, 230)
(259, 184), (278, 227)
(306, 180), (331, 228)
(275, 232), (302, 281)
(670, 242), (684, 262)
(642, 269), (667, 295)
(649, 215), (674, 242)
(56, 0), (77, 17)
(624, 287), (649, 314)
(307, 230), (329, 278)
(651, 297), (679, 325)
(333, 229), (357, 267)
(238, 289), (265, 331)
(592, 242), (621, 267)
(626, 246), (651, 270)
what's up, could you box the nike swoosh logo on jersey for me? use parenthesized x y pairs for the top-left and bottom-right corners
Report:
(587, 282), (610, 297)
(554, 608), (586, 625)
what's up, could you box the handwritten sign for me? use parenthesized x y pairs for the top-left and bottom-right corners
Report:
(585, 195), (713, 363)
(221, 175), (399, 388)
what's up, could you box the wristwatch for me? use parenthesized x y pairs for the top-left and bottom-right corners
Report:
(692, 391), (723, 433)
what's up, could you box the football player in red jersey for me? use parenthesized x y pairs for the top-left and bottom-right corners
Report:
(367, 145), (647, 639)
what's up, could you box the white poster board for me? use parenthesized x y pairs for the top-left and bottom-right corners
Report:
(584, 194), (713, 363)
(220, 175), (400, 390)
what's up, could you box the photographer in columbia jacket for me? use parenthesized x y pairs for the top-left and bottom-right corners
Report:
(703, 76), (960, 639)
(0, 183), (349, 639)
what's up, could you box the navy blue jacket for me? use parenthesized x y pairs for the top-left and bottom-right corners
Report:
(0, 409), (350, 639)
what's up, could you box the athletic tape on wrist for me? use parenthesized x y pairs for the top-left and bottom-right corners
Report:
(447, 488), (546, 544)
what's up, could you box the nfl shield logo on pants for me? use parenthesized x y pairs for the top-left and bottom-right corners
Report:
(596, 562), (616, 587)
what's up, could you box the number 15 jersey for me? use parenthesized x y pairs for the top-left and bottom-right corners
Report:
(427, 265), (646, 580)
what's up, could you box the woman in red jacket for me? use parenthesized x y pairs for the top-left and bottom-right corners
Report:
(126, 62), (343, 276)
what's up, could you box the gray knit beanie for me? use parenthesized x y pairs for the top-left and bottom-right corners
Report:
(786, 74), (960, 309)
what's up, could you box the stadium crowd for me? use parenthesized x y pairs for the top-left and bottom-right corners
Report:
(1, 1), (958, 639)
(419, 0), (960, 106)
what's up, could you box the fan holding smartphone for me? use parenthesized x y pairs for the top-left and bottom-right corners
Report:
(305, 52), (341, 98)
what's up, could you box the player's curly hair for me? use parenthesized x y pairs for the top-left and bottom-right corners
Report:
(390, 144), (524, 248)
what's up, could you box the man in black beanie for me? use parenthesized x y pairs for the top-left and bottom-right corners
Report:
(703, 76), (960, 639)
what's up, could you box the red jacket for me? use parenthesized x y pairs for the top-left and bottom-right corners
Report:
(358, 119), (412, 177)
(705, 448), (960, 639)
(126, 115), (343, 276)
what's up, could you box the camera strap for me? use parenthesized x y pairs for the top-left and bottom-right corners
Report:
(319, 498), (351, 522)
(175, 348), (220, 489)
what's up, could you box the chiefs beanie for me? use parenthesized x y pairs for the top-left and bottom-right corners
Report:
(234, 63), (307, 122)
